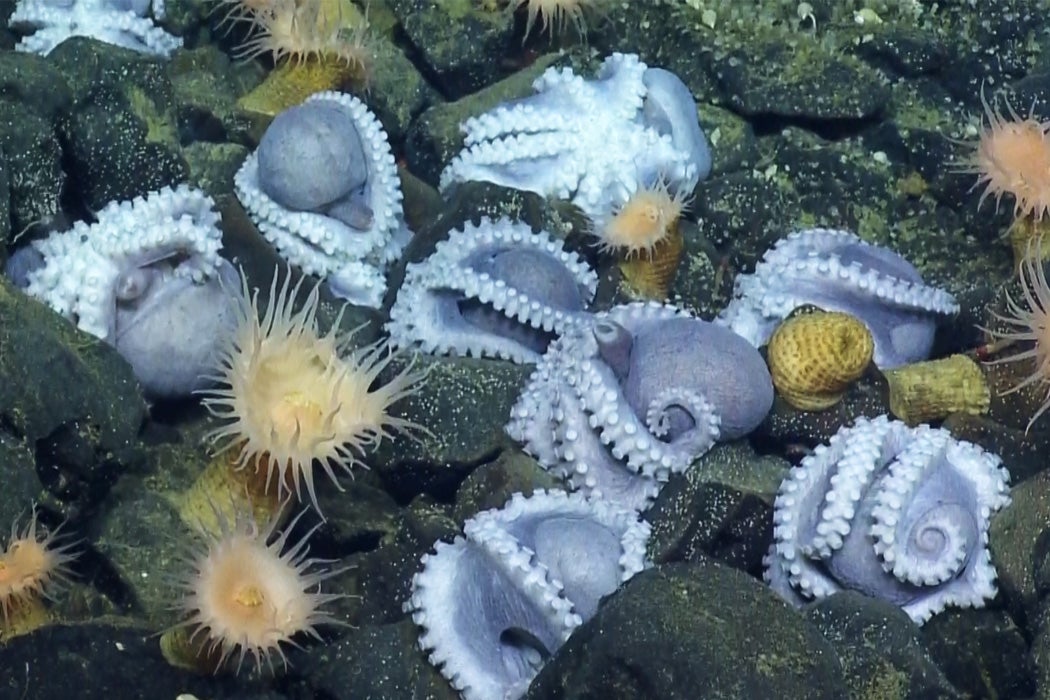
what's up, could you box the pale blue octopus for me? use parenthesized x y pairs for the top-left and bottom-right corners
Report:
(235, 91), (410, 309)
(9, 0), (180, 55)
(405, 489), (651, 700)
(440, 52), (712, 228)
(764, 414), (1011, 624)
(716, 228), (959, 368)
(507, 302), (774, 511)
(5, 185), (238, 399)
(385, 217), (597, 363)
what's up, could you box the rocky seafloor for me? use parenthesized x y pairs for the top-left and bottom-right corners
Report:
(1, 0), (1050, 699)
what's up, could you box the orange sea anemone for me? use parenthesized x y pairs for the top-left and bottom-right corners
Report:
(201, 272), (427, 513)
(594, 181), (691, 258)
(961, 89), (1050, 221)
(171, 508), (343, 674)
(0, 508), (77, 622)
(981, 241), (1050, 432)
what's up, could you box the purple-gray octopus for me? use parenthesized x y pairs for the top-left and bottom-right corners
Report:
(385, 217), (597, 363)
(235, 91), (409, 308)
(716, 228), (959, 368)
(506, 302), (774, 511)
(764, 414), (1011, 624)
(5, 185), (238, 399)
(406, 489), (651, 700)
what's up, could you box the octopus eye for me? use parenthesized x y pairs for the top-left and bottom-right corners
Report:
(115, 268), (154, 302)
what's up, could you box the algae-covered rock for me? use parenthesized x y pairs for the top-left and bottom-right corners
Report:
(807, 592), (962, 700)
(526, 561), (849, 699)
(0, 277), (145, 509)
(49, 38), (187, 210)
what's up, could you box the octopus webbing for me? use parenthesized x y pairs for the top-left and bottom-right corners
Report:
(716, 228), (959, 368)
(385, 216), (597, 363)
(506, 302), (774, 511)
(235, 91), (409, 309)
(405, 489), (651, 700)
(764, 414), (1011, 624)
(440, 52), (711, 226)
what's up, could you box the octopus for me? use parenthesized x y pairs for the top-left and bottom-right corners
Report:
(764, 414), (1012, 624)
(440, 52), (712, 230)
(506, 302), (774, 511)
(234, 91), (410, 309)
(716, 228), (960, 368)
(385, 216), (597, 363)
(5, 184), (238, 399)
(406, 489), (651, 700)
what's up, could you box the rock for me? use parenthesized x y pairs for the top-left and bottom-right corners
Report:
(715, 39), (890, 119)
(370, 355), (531, 502)
(0, 100), (64, 236)
(922, 609), (1035, 699)
(300, 618), (459, 700)
(526, 561), (849, 699)
(0, 277), (145, 513)
(383, 0), (516, 98)
(806, 592), (962, 699)
(0, 621), (259, 700)
(49, 38), (187, 210)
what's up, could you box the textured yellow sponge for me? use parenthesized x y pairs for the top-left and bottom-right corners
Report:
(767, 310), (874, 411)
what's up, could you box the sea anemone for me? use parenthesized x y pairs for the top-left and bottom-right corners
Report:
(981, 240), (1050, 432)
(168, 508), (343, 674)
(201, 271), (427, 513)
(232, 0), (371, 71)
(960, 89), (1050, 222)
(509, 0), (595, 39)
(593, 181), (691, 258)
(210, 0), (274, 29)
(0, 507), (77, 623)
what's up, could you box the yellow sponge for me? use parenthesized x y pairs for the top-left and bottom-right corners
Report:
(767, 310), (874, 411)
